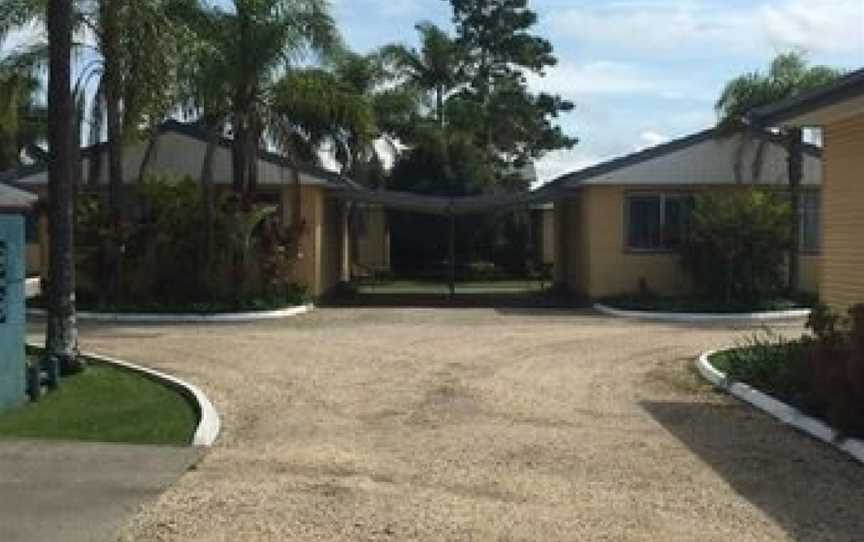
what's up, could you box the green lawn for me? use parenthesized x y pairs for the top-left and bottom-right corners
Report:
(0, 363), (197, 446)
(356, 279), (546, 294)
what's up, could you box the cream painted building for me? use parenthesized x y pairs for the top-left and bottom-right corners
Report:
(4, 120), (352, 297)
(531, 203), (555, 266)
(549, 129), (823, 299)
(752, 69), (864, 310)
(351, 204), (390, 274)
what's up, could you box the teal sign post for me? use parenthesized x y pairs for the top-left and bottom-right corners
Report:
(0, 185), (36, 411)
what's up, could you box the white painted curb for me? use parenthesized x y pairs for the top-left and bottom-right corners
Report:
(26, 303), (314, 323)
(594, 303), (811, 323)
(28, 343), (221, 447)
(696, 350), (864, 465)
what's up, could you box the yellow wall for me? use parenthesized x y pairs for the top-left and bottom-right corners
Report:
(539, 208), (555, 265)
(280, 184), (348, 297)
(557, 184), (821, 299)
(321, 197), (349, 293)
(799, 254), (820, 295)
(821, 114), (864, 310)
(354, 205), (390, 270)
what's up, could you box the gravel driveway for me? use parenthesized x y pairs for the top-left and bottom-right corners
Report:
(40, 308), (864, 541)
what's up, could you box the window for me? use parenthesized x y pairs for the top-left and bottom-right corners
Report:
(625, 192), (693, 251)
(800, 191), (820, 253)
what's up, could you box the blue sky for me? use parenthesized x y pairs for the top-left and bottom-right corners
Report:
(332, 0), (864, 182)
(3, 1), (862, 182)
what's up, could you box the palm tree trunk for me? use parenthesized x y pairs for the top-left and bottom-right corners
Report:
(786, 127), (803, 292)
(231, 116), (245, 195)
(137, 126), (161, 184)
(45, 0), (82, 374)
(199, 122), (218, 262)
(101, 0), (124, 220)
(436, 85), (444, 128)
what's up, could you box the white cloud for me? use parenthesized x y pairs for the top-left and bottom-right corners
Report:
(547, 0), (864, 57)
(635, 130), (670, 151)
(534, 148), (605, 184)
(332, 0), (430, 20)
(528, 61), (659, 96)
(527, 60), (716, 105)
(761, 1), (864, 55)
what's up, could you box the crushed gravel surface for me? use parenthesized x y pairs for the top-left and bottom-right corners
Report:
(34, 308), (864, 541)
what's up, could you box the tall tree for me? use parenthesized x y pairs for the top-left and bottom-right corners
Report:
(382, 22), (460, 129)
(448, 0), (575, 171)
(717, 52), (841, 291)
(179, 0), (340, 198)
(45, 0), (82, 373)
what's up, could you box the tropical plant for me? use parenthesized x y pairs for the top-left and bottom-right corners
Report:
(382, 22), (461, 129)
(0, 50), (47, 171)
(679, 189), (793, 305)
(806, 304), (864, 436)
(44, 0), (82, 376)
(177, 0), (340, 198)
(716, 52), (842, 291)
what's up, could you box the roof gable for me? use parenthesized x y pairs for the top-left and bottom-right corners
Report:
(547, 128), (822, 189)
(1, 120), (343, 187)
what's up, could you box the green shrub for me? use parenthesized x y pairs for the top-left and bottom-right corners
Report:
(806, 304), (864, 436)
(716, 303), (864, 438)
(75, 176), (306, 311)
(722, 329), (812, 408)
(680, 189), (792, 306)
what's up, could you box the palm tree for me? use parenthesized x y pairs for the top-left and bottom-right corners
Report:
(179, 0), (340, 198)
(45, 0), (82, 375)
(0, 52), (47, 171)
(382, 22), (461, 129)
(269, 66), (375, 236)
(83, 0), (189, 213)
(716, 52), (842, 291)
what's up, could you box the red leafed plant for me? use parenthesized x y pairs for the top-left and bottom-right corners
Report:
(806, 304), (864, 436)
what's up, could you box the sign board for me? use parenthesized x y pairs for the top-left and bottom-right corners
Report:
(0, 214), (28, 410)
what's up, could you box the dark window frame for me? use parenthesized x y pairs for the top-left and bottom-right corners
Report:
(623, 191), (694, 253)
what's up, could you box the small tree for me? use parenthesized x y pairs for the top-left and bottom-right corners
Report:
(679, 189), (792, 306)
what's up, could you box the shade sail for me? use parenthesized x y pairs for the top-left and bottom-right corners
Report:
(329, 176), (563, 216)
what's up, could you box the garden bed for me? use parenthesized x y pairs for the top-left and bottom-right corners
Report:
(595, 293), (814, 322)
(27, 291), (313, 323)
(598, 293), (815, 314)
(697, 346), (864, 463)
(0, 352), (198, 446)
(27, 289), (309, 315)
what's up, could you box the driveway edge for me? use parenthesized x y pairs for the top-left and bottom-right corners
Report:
(595, 303), (811, 323)
(696, 350), (864, 464)
(27, 343), (221, 447)
(26, 304), (314, 323)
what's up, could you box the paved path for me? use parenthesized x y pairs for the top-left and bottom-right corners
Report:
(31, 308), (864, 541)
(0, 440), (200, 542)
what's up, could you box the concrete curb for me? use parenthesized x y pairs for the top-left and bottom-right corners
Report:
(26, 303), (314, 323)
(696, 350), (864, 465)
(27, 343), (221, 447)
(594, 303), (811, 323)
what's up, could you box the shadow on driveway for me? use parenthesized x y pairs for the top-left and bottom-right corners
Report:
(0, 439), (201, 542)
(641, 400), (864, 541)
